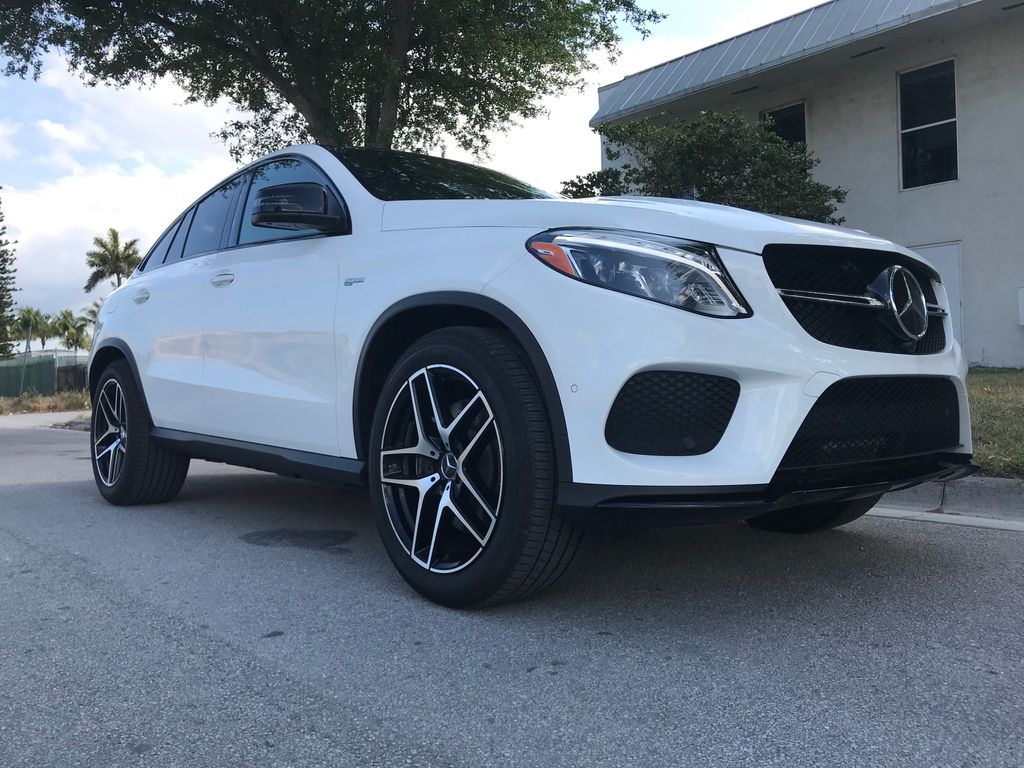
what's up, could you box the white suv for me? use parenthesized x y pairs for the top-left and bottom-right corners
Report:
(89, 145), (976, 606)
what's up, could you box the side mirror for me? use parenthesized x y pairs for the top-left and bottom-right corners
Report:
(251, 182), (344, 232)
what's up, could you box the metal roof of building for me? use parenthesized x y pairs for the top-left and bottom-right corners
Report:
(591, 0), (981, 126)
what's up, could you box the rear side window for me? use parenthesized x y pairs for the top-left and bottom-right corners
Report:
(165, 208), (193, 263)
(140, 217), (181, 270)
(182, 177), (243, 258)
(238, 159), (332, 245)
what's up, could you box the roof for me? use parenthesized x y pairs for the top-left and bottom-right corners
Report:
(591, 0), (983, 126)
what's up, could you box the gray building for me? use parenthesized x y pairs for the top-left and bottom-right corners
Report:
(592, 0), (1024, 367)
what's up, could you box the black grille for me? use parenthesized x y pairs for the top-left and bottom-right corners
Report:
(780, 376), (960, 469)
(763, 245), (946, 355)
(605, 371), (739, 456)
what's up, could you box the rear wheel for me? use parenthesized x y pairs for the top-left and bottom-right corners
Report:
(745, 495), (881, 534)
(91, 360), (190, 505)
(369, 327), (581, 607)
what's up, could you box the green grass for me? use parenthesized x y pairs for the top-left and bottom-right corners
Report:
(0, 389), (91, 416)
(967, 368), (1024, 479)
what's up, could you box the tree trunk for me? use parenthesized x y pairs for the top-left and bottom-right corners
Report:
(368, 0), (414, 149)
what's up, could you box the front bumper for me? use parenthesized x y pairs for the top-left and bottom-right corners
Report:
(559, 453), (978, 527)
(485, 244), (973, 492)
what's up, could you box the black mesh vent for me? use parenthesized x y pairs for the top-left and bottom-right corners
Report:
(605, 372), (740, 456)
(763, 245), (946, 355)
(780, 377), (960, 469)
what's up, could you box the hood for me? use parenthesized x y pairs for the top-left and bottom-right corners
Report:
(380, 195), (919, 260)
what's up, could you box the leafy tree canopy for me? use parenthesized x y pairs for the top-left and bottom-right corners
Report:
(1, 1), (662, 161)
(562, 110), (848, 224)
(0, 188), (17, 358)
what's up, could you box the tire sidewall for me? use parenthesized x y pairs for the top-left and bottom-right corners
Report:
(368, 330), (554, 607)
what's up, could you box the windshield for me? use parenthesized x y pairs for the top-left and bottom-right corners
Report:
(327, 146), (557, 202)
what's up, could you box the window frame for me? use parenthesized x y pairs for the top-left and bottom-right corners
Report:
(760, 100), (808, 146)
(897, 58), (959, 191)
(227, 153), (352, 250)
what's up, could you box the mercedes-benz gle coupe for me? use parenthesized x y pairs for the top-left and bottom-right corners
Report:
(89, 145), (977, 606)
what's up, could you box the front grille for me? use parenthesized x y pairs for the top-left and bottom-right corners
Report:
(605, 371), (739, 456)
(763, 245), (946, 355)
(780, 376), (960, 469)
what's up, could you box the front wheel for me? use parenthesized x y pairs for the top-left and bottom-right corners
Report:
(368, 327), (581, 607)
(91, 360), (190, 505)
(745, 494), (882, 534)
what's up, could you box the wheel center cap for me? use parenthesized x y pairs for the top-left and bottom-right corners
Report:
(440, 452), (459, 480)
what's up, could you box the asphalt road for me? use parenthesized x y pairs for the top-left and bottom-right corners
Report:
(1, 425), (1021, 767)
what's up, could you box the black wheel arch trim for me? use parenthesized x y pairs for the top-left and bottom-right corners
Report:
(89, 338), (154, 424)
(353, 291), (573, 481)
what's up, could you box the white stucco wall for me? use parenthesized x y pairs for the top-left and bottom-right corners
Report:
(601, 14), (1024, 366)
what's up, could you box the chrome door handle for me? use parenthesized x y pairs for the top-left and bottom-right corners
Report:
(210, 272), (235, 287)
(132, 289), (150, 304)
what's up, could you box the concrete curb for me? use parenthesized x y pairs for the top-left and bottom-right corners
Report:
(882, 476), (1024, 521)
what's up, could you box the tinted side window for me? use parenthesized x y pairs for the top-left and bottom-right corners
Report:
(182, 178), (242, 258)
(166, 208), (194, 263)
(140, 217), (181, 270)
(239, 159), (331, 245)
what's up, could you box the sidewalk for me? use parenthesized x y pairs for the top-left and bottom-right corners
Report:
(881, 475), (1024, 520)
(0, 410), (90, 430)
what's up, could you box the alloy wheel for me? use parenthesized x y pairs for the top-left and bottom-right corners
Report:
(379, 364), (504, 573)
(94, 378), (129, 487)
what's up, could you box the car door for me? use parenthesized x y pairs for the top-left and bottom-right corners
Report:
(199, 157), (344, 455)
(124, 176), (242, 432)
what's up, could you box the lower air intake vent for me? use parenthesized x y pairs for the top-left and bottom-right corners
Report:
(605, 371), (740, 456)
(780, 376), (960, 469)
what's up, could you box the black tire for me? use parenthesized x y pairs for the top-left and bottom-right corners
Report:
(745, 494), (882, 534)
(91, 360), (190, 505)
(368, 327), (582, 607)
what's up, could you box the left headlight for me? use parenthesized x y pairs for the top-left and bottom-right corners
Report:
(526, 228), (751, 318)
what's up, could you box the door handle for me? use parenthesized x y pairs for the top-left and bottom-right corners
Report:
(132, 289), (150, 304)
(210, 272), (235, 287)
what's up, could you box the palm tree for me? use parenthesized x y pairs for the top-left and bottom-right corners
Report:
(84, 228), (141, 293)
(83, 298), (103, 327)
(53, 308), (90, 352)
(14, 306), (46, 354)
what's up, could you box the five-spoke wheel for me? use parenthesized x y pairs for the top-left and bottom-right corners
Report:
(380, 364), (504, 573)
(90, 359), (190, 505)
(93, 378), (129, 487)
(369, 327), (581, 607)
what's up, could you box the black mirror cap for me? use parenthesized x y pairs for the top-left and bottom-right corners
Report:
(252, 182), (344, 232)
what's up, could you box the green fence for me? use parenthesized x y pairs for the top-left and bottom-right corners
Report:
(0, 357), (56, 397)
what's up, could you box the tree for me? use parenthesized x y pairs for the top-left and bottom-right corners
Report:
(84, 228), (141, 294)
(0, 188), (17, 358)
(0, 1), (661, 161)
(83, 299), (103, 328)
(14, 306), (46, 354)
(562, 110), (848, 224)
(52, 308), (90, 352)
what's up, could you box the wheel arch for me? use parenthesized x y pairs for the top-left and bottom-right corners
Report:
(353, 292), (573, 482)
(89, 339), (153, 423)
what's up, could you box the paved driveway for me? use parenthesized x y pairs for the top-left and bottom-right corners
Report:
(1, 425), (1021, 767)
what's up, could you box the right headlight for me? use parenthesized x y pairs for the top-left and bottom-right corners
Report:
(526, 228), (751, 318)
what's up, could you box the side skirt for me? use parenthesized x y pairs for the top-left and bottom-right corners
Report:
(151, 428), (367, 487)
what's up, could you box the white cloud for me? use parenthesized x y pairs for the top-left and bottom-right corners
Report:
(0, 120), (18, 160)
(6, 159), (235, 314)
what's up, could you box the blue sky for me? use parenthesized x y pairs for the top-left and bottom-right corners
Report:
(0, 0), (820, 322)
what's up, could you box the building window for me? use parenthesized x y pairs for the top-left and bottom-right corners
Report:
(762, 103), (806, 144)
(899, 60), (957, 189)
